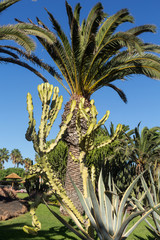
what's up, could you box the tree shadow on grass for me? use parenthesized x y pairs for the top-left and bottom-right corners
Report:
(134, 234), (160, 240)
(0, 221), (79, 240)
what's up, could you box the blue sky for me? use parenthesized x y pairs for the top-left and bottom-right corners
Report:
(1, 0), (160, 168)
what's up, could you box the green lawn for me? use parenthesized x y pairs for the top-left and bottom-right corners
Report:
(0, 194), (158, 240)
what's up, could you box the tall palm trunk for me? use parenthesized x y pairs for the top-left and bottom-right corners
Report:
(61, 94), (90, 213)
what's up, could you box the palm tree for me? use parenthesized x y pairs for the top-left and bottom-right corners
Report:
(16, 2), (160, 209)
(86, 123), (135, 191)
(10, 148), (23, 168)
(24, 157), (33, 171)
(0, 0), (50, 82)
(0, 148), (9, 169)
(127, 123), (160, 175)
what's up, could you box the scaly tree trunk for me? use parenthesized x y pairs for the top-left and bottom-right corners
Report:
(61, 94), (90, 214)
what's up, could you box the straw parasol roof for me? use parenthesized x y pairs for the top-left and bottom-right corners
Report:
(5, 173), (22, 179)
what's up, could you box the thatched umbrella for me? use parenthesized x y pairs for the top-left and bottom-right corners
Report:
(5, 173), (22, 188)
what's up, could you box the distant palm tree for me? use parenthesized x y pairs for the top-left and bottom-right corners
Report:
(127, 123), (160, 174)
(10, 149), (23, 168)
(24, 157), (33, 171)
(0, 148), (9, 169)
(15, 2), (160, 210)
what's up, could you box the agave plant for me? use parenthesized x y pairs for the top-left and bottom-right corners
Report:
(130, 168), (160, 238)
(71, 171), (160, 240)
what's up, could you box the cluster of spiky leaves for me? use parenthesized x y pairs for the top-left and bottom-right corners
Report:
(15, 1), (160, 101)
(71, 170), (159, 240)
(129, 168), (160, 238)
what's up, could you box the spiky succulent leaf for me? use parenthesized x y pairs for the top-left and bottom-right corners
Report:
(44, 199), (92, 240)
(116, 171), (145, 233)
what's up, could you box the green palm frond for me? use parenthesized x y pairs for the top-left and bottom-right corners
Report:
(0, 0), (20, 13)
(96, 8), (134, 48)
(0, 25), (36, 52)
(83, 32), (144, 88)
(82, 2), (104, 45)
(80, 2), (105, 66)
(127, 24), (156, 36)
(15, 23), (56, 45)
(0, 0), (51, 83)
(71, 16), (81, 92)
(105, 83), (127, 103)
(44, 9), (74, 91)
(92, 52), (160, 87)
(0, 45), (61, 80)
(65, 1), (73, 29)
(0, 56), (48, 82)
(0, 46), (18, 58)
(73, 3), (81, 23)
(142, 43), (160, 53)
(30, 33), (72, 94)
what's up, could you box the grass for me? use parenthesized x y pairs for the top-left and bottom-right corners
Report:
(0, 193), (158, 240)
(0, 202), (79, 240)
(16, 192), (29, 199)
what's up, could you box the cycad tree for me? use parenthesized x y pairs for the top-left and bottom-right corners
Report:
(16, 2), (160, 209)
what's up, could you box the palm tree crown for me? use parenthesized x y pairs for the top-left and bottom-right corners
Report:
(10, 148), (23, 168)
(0, 148), (9, 169)
(127, 123), (160, 173)
(16, 1), (160, 102)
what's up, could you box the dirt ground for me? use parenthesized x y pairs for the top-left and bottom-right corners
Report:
(0, 187), (29, 221)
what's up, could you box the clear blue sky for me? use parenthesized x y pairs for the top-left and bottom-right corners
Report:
(1, 0), (160, 168)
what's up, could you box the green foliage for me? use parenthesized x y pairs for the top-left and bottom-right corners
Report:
(85, 124), (135, 192)
(46, 140), (68, 186)
(0, 167), (25, 181)
(35, 140), (68, 186)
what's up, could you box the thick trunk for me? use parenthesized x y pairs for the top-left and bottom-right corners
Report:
(65, 145), (83, 213)
(61, 94), (90, 214)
